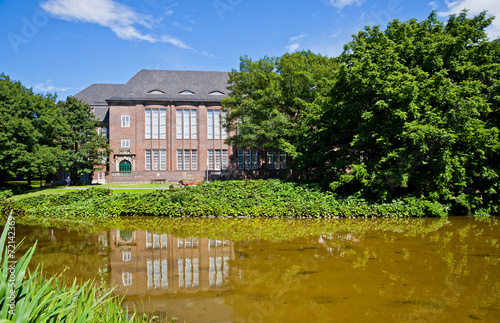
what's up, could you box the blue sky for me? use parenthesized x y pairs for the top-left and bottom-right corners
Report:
(1, 0), (499, 98)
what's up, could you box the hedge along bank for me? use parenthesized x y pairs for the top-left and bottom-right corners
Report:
(1, 180), (460, 220)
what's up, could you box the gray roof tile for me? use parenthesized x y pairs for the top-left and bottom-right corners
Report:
(74, 83), (124, 106)
(107, 69), (230, 103)
(74, 84), (123, 123)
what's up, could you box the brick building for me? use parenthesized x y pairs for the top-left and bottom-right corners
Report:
(74, 69), (288, 184)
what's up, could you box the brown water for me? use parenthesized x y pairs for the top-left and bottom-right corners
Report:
(13, 217), (500, 322)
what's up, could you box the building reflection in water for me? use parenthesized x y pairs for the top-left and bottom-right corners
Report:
(109, 229), (234, 297)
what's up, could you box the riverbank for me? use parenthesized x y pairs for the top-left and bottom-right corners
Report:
(2, 179), (467, 222)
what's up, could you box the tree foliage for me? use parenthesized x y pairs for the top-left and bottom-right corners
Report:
(0, 74), (69, 184)
(222, 51), (337, 173)
(327, 11), (499, 214)
(223, 11), (499, 215)
(0, 74), (110, 184)
(58, 97), (111, 182)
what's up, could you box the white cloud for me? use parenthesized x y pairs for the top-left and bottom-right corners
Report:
(41, 0), (191, 49)
(285, 43), (300, 52)
(34, 80), (70, 93)
(439, 0), (500, 38)
(285, 33), (307, 52)
(323, 0), (364, 11)
(289, 33), (307, 42)
(428, 1), (439, 10)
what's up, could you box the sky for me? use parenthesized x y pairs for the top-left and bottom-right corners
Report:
(1, 0), (499, 98)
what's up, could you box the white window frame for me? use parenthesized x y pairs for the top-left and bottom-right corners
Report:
(152, 149), (159, 170)
(176, 110), (183, 139)
(191, 150), (197, 170)
(208, 150), (214, 170)
(121, 115), (130, 127)
(145, 109), (151, 139)
(177, 150), (197, 170)
(121, 139), (130, 148)
(208, 109), (226, 140)
(160, 109), (166, 139)
(177, 150), (183, 170)
(184, 149), (190, 170)
(207, 110), (214, 140)
(208, 149), (227, 170)
(160, 149), (166, 170)
(145, 150), (151, 170)
(152, 109), (159, 139)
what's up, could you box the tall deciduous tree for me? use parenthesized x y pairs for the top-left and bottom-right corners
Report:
(222, 51), (336, 176)
(327, 11), (499, 214)
(0, 74), (68, 185)
(58, 96), (111, 183)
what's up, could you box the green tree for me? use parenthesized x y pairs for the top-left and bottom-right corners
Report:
(327, 11), (500, 214)
(222, 51), (336, 177)
(0, 74), (68, 185)
(58, 96), (111, 183)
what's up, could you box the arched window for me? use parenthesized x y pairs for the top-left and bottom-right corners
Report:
(119, 160), (132, 172)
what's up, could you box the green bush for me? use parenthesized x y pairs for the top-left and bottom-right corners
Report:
(2, 180), (473, 220)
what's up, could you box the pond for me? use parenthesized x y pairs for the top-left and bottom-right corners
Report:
(12, 217), (500, 322)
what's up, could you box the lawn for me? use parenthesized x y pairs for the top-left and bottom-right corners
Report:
(6, 182), (177, 201)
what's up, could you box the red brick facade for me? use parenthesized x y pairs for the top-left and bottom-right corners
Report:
(74, 70), (289, 184)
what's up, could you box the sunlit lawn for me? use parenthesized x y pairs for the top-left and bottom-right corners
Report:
(6, 182), (177, 201)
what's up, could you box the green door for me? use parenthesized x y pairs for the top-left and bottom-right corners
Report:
(119, 160), (132, 172)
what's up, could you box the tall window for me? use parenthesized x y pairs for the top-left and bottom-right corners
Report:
(145, 109), (166, 140)
(152, 150), (159, 170)
(146, 149), (166, 171)
(176, 150), (197, 170)
(145, 110), (151, 139)
(145, 150), (151, 170)
(207, 109), (227, 140)
(152, 109), (159, 139)
(160, 150), (166, 170)
(267, 151), (287, 169)
(238, 150), (258, 170)
(121, 115), (130, 127)
(160, 109), (166, 139)
(176, 109), (197, 139)
(208, 150), (228, 170)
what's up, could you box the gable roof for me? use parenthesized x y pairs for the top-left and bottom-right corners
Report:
(106, 69), (230, 103)
(74, 84), (123, 123)
(74, 83), (124, 106)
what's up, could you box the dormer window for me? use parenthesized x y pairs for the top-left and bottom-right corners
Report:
(209, 91), (224, 95)
(179, 90), (195, 95)
(148, 90), (164, 94)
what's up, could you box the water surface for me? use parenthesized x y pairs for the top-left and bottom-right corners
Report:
(13, 217), (500, 322)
